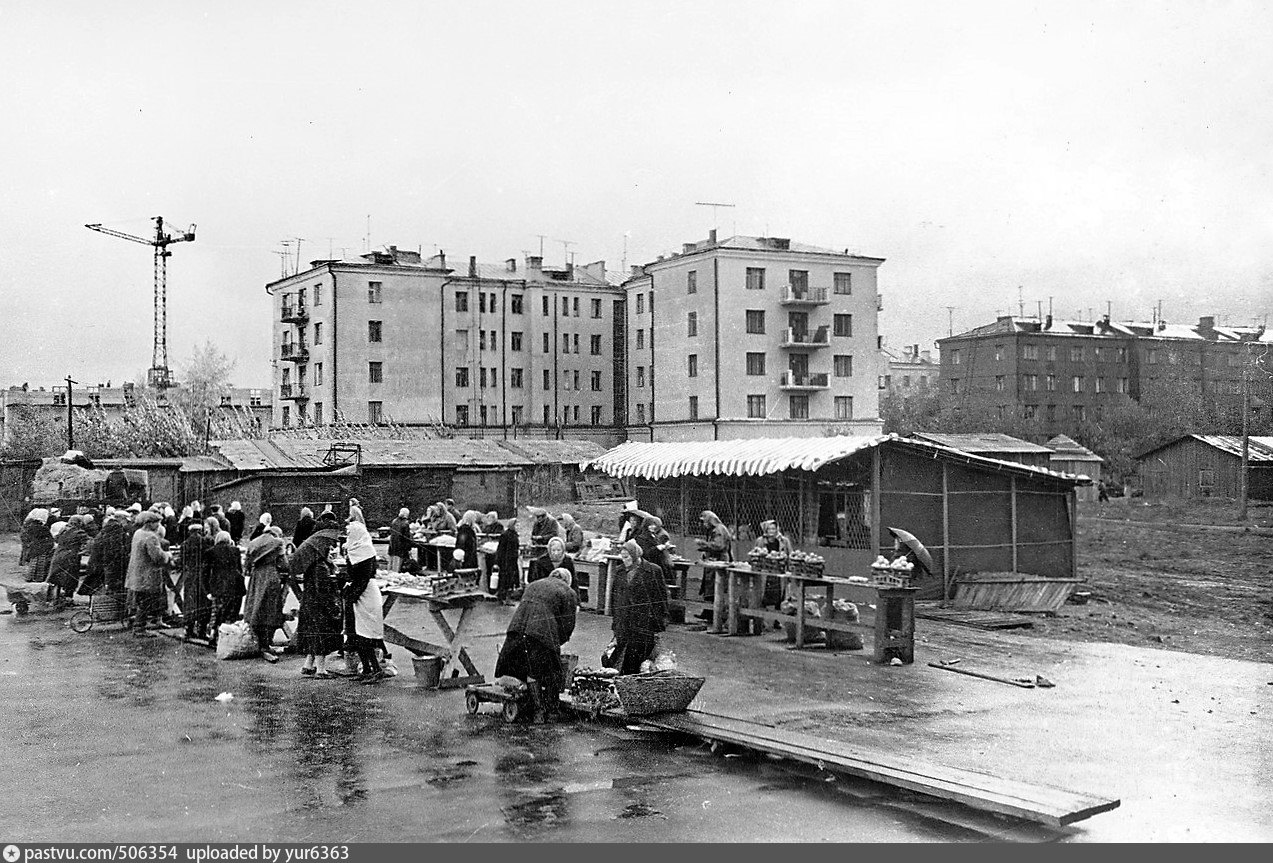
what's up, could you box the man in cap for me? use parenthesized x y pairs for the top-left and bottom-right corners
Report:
(528, 507), (562, 549)
(125, 512), (172, 636)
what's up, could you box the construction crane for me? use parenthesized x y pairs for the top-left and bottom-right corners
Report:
(85, 216), (196, 389)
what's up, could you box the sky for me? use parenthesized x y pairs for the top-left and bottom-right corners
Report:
(2, 0), (1271, 388)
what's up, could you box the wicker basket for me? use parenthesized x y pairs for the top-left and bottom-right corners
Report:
(612, 671), (705, 716)
(871, 568), (912, 588)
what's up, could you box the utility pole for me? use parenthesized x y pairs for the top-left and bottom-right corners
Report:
(944, 306), (956, 337)
(1240, 346), (1252, 521)
(64, 376), (77, 449)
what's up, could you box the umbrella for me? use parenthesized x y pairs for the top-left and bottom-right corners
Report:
(887, 527), (934, 575)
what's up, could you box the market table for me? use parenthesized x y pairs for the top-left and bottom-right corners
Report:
(380, 586), (490, 689)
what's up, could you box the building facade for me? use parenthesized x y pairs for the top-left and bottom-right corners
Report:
(882, 343), (940, 396)
(937, 314), (1271, 438)
(621, 232), (885, 442)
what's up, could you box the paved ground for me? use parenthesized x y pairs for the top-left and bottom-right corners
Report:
(1, 589), (1269, 842)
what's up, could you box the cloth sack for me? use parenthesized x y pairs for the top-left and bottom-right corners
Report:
(216, 621), (259, 660)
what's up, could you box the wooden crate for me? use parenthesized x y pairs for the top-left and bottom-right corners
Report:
(951, 573), (1084, 613)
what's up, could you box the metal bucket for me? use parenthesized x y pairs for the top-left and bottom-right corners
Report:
(412, 654), (443, 688)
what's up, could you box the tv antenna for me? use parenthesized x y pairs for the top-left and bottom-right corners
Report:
(534, 234), (548, 257)
(556, 238), (576, 266)
(695, 201), (735, 232)
(944, 306), (957, 337)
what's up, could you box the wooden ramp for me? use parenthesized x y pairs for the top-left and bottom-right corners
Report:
(916, 604), (1036, 630)
(635, 708), (1119, 827)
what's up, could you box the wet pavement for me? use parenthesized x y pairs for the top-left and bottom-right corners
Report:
(1, 590), (1270, 842)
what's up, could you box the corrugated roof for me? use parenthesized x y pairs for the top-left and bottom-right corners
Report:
(913, 433), (1054, 454)
(586, 434), (1087, 484)
(494, 439), (606, 465)
(1137, 434), (1273, 462)
(212, 438), (531, 471)
(1045, 435), (1103, 462)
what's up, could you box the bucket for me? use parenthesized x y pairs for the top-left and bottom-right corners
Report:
(412, 654), (443, 688)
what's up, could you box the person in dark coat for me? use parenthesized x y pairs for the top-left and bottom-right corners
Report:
(635, 515), (674, 582)
(560, 513), (584, 555)
(292, 507), (316, 548)
(206, 530), (245, 639)
(290, 512), (345, 677)
(226, 501), (246, 543)
(243, 527), (288, 662)
(494, 567), (577, 712)
(83, 511), (131, 595)
(608, 539), (669, 675)
(207, 504), (231, 536)
(528, 537), (576, 589)
(387, 507), (412, 572)
(528, 507), (561, 549)
(249, 512), (272, 542)
(492, 518), (522, 602)
(179, 523), (213, 640)
(455, 510), (480, 577)
(20, 508), (54, 583)
(48, 516), (89, 602)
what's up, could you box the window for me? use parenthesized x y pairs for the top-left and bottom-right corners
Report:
(542, 296), (549, 316)
(511, 294), (524, 314)
(995, 375), (1005, 392)
(562, 333), (570, 353)
(995, 345), (1004, 361)
(1046, 346), (1057, 361)
(1116, 377), (1129, 394)
(1072, 405), (1086, 422)
(591, 371), (602, 391)
(746, 352), (766, 375)
(648, 291), (653, 312)
(1072, 376), (1084, 392)
(297, 288), (306, 308)
(1022, 344), (1039, 360)
(543, 405), (550, 425)
(747, 395), (766, 418)
(1095, 377), (1106, 393)
(510, 368), (523, 388)
(746, 310), (766, 334)
(636, 403), (646, 424)
(1071, 347), (1084, 362)
(368, 281), (382, 303)
(1023, 404), (1037, 419)
(455, 329), (468, 350)
(573, 370), (580, 390)
(789, 394), (809, 419)
(833, 314), (852, 337)
(1046, 374), (1057, 391)
(313, 322), (322, 345)
(479, 368), (487, 388)
(281, 406), (290, 427)
(637, 367), (646, 387)
(312, 285), (322, 306)
(368, 320), (382, 343)
(480, 406), (488, 426)
(951, 349), (962, 365)
(903, 375), (911, 387)
(834, 396), (854, 419)
(368, 401), (383, 424)
(1147, 349), (1159, 364)
(1094, 347), (1104, 361)
(512, 405), (524, 425)
(1117, 347), (1128, 362)
(788, 270), (809, 292)
(480, 331), (487, 351)
(687, 312), (698, 337)
(562, 296), (569, 316)
(573, 405), (580, 423)
(543, 369), (550, 390)
(511, 332), (523, 351)
(687, 271), (697, 294)
(455, 367), (469, 388)
(314, 363), (323, 386)
(573, 333), (579, 354)
(1199, 468), (1215, 489)
(489, 368), (497, 388)
(689, 396), (699, 420)
(746, 267), (765, 290)
(1046, 404), (1057, 421)
(249, 396), (262, 407)
(313, 402), (323, 424)
(591, 298), (602, 318)
(591, 405), (602, 425)
(833, 272), (852, 295)
(543, 332), (550, 354)
(488, 293), (496, 312)
(688, 354), (698, 377)
(572, 297), (579, 317)
(636, 329), (645, 350)
(833, 355), (853, 377)
(456, 291), (469, 312)
(1024, 374), (1037, 391)
(590, 334), (602, 355)
(636, 294), (644, 315)
(368, 362), (383, 383)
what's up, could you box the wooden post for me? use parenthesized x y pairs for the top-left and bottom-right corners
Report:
(795, 578), (807, 648)
(871, 446), (882, 556)
(941, 461), (951, 603)
(727, 569), (739, 635)
(1069, 487), (1079, 580)
(1010, 476), (1018, 573)
(711, 567), (728, 634)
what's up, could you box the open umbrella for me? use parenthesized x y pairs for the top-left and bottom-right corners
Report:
(887, 527), (934, 575)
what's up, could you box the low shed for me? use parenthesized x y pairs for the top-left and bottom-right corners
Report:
(588, 434), (1087, 599)
(1046, 435), (1104, 502)
(1136, 435), (1273, 500)
(912, 433), (1056, 470)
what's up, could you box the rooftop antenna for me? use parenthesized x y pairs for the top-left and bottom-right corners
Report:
(365, 214), (371, 253)
(1106, 300), (1112, 319)
(944, 305), (957, 337)
(695, 201), (735, 234)
(326, 237), (335, 260)
(273, 249), (290, 278)
(1036, 300), (1043, 320)
(621, 231), (630, 273)
(535, 235), (548, 258)
(293, 237), (306, 274)
(1017, 286), (1024, 318)
(556, 238), (576, 266)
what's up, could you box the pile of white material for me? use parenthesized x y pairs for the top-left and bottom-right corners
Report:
(31, 458), (107, 501)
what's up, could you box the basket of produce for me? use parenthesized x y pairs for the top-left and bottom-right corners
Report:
(871, 555), (915, 587)
(611, 670), (705, 716)
(747, 547), (788, 573)
(569, 666), (621, 713)
(789, 550), (826, 577)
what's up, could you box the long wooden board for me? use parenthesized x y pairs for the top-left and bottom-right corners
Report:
(915, 605), (1036, 630)
(636, 708), (1118, 827)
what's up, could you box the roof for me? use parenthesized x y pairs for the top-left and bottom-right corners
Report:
(92, 455), (234, 472)
(912, 433), (1055, 455)
(944, 316), (1273, 344)
(212, 438), (531, 471)
(585, 434), (1087, 484)
(494, 439), (606, 465)
(1045, 435), (1104, 462)
(1136, 434), (1273, 463)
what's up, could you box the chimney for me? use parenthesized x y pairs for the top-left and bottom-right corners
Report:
(708, 229), (717, 244)
(437, 251), (445, 269)
(682, 243), (696, 254)
(921, 350), (932, 363)
(1044, 313), (1053, 329)
(468, 256), (477, 278)
(1198, 315), (1215, 332)
(1157, 319), (1167, 331)
(505, 258), (517, 273)
(526, 255), (543, 280)
(630, 265), (641, 277)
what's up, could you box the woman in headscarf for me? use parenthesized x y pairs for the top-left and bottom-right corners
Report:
(293, 507), (316, 548)
(754, 519), (795, 608)
(342, 514), (385, 683)
(20, 508), (54, 583)
(203, 515), (221, 539)
(206, 530), (245, 640)
(455, 510), (480, 577)
(528, 536), (575, 588)
(125, 512), (172, 636)
(289, 511), (345, 677)
(697, 510), (734, 603)
(226, 501), (246, 544)
(560, 512), (584, 555)
(608, 539), (669, 675)
(84, 509), (130, 596)
(495, 566), (577, 713)
(176, 506), (195, 545)
(636, 514), (674, 581)
(347, 498), (364, 525)
(179, 522), (213, 641)
(429, 502), (457, 533)
(48, 515), (89, 602)
(243, 523), (289, 663)
(249, 512), (272, 542)
(387, 507), (412, 572)
(492, 517), (522, 602)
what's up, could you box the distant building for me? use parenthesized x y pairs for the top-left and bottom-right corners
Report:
(882, 343), (940, 396)
(0, 383), (271, 447)
(1137, 434), (1273, 500)
(1046, 434), (1104, 501)
(911, 432), (1055, 470)
(938, 313), (1271, 437)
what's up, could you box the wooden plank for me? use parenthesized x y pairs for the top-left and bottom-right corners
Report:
(738, 606), (874, 635)
(928, 661), (1036, 688)
(381, 623), (450, 658)
(642, 709), (1119, 827)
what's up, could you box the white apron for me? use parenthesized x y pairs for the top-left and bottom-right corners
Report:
(352, 579), (385, 640)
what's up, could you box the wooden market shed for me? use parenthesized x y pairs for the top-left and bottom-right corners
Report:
(912, 432), (1056, 470)
(587, 434), (1088, 600)
(1136, 434), (1273, 501)
(1045, 434), (1104, 502)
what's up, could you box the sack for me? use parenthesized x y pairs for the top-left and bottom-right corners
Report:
(216, 621), (259, 660)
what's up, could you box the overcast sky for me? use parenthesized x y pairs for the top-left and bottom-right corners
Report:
(2, 0), (1270, 389)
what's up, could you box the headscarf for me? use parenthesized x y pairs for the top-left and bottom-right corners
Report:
(299, 507), (313, 519)
(701, 510), (735, 541)
(229, 501), (242, 512)
(135, 511), (160, 526)
(560, 513), (576, 528)
(621, 539), (643, 565)
(127, 503), (142, 514)
(50, 522), (67, 538)
(214, 531), (233, 546)
(259, 513), (272, 526)
(163, 504), (175, 519)
(26, 508), (49, 524)
(550, 567), (573, 585)
(180, 506), (193, 520)
(187, 522), (205, 533)
(204, 517), (220, 535)
(546, 537), (566, 560)
(348, 505), (364, 524)
(398, 507), (410, 518)
(266, 525), (284, 537)
(646, 515), (663, 530)
(484, 511), (499, 526)
(104, 506), (116, 518)
(459, 509), (480, 527)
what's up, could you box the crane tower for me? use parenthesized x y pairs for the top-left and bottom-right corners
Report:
(86, 216), (196, 389)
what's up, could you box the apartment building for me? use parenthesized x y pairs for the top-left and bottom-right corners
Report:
(882, 343), (940, 396)
(0, 383), (271, 446)
(621, 232), (885, 442)
(938, 313), (1271, 437)
(268, 247), (624, 443)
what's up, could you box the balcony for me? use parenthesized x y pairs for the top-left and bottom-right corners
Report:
(280, 302), (309, 323)
(280, 341), (309, 362)
(279, 383), (308, 401)
(779, 371), (829, 390)
(780, 326), (830, 349)
(780, 286), (829, 306)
